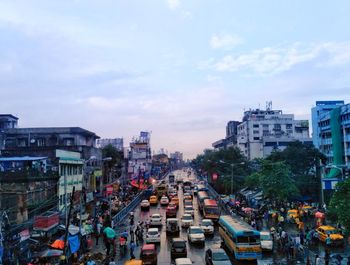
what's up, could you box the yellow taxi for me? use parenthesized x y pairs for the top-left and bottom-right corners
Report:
(124, 260), (143, 265)
(316, 225), (344, 246)
(149, 195), (158, 206)
(170, 197), (179, 208)
(287, 209), (300, 224)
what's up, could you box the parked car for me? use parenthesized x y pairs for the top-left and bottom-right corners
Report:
(187, 226), (205, 244)
(171, 238), (187, 259)
(149, 214), (162, 226)
(181, 214), (193, 228)
(141, 200), (150, 211)
(166, 218), (180, 235)
(140, 244), (157, 265)
(149, 196), (158, 206)
(175, 258), (193, 265)
(260, 231), (273, 251)
(160, 196), (169, 206)
(184, 205), (194, 217)
(316, 225), (344, 246)
(145, 228), (161, 244)
(166, 203), (178, 218)
(200, 219), (214, 235)
(205, 248), (231, 265)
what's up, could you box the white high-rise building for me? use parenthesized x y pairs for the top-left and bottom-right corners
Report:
(237, 106), (312, 160)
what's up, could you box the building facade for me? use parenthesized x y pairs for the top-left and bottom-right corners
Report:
(0, 114), (18, 151)
(212, 120), (240, 150)
(311, 100), (345, 149)
(96, 138), (124, 151)
(237, 108), (311, 160)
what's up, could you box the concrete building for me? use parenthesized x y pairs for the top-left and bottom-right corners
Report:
(212, 120), (241, 150)
(0, 114), (18, 151)
(237, 107), (311, 160)
(311, 100), (345, 148)
(96, 138), (124, 151)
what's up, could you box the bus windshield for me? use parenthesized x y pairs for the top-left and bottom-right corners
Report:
(237, 235), (260, 244)
(204, 207), (220, 215)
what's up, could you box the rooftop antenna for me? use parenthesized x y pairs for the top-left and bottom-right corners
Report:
(266, 101), (272, 111)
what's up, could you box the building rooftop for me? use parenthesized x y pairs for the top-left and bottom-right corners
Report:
(4, 127), (100, 138)
(0, 114), (19, 120)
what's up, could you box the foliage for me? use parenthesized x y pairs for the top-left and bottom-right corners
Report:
(266, 141), (326, 200)
(246, 161), (299, 202)
(102, 144), (123, 169)
(328, 179), (350, 233)
(191, 147), (250, 194)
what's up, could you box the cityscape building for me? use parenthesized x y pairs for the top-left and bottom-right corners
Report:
(96, 138), (124, 151)
(237, 103), (311, 160)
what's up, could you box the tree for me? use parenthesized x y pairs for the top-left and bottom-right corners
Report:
(267, 141), (326, 200)
(328, 179), (350, 233)
(102, 144), (124, 177)
(249, 161), (299, 202)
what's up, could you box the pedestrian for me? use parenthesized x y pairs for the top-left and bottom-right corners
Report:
(315, 255), (321, 265)
(130, 240), (136, 259)
(326, 234), (332, 249)
(109, 259), (117, 265)
(86, 257), (96, 265)
(300, 230), (305, 245)
(130, 229), (135, 242)
(324, 249), (330, 265)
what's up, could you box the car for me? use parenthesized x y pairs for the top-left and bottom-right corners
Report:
(181, 214), (193, 228)
(184, 199), (193, 207)
(171, 197), (180, 208)
(175, 258), (193, 265)
(184, 205), (194, 217)
(140, 244), (157, 265)
(200, 219), (214, 235)
(187, 226), (205, 244)
(171, 238), (187, 259)
(316, 225), (344, 246)
(145, 228), (161, 244)
(149, 195), (158, 206)
(205, 248), (231, 265)
(183, 193), (192, 201)
(166, 218), (180, 235)
(260, 231), (273, 251)
(160, 196), (169, 206)
(149, 213), (162, 226)
(141, 200), (150, 211)
(168, 189), (178, 198)
(166, 203), (178, 218)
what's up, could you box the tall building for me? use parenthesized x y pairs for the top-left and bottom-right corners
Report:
(96, 138), (124, 151)
(311, 100), (345, 148)
(212, 120), (240, 150)
(237, 106), (311, 160)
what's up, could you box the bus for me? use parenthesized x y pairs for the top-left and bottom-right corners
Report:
(203, 199), (220, 221)
(197, 184), (208, 192)
(218, 215), (261, 261)
(197, 191), (210, 211)
(155, 182), (168, 198)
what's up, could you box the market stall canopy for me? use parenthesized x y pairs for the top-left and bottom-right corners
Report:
(34, 249), (63, 258)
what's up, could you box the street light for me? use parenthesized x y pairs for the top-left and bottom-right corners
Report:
(326, 164), (344, 179)
(217, 160), (245, 196)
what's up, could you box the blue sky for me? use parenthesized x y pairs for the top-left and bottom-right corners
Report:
(1, 0), (350, 158)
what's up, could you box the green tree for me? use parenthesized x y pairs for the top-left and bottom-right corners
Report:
(328, 179), (350, 233)
(102, 144), (124, 176)
(267, 141), (326, 200)
(250, 161), (299, 202)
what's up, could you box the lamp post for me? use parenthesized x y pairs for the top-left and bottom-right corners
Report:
(217, 160), (245, 196)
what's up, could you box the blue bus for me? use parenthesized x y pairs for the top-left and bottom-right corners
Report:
(218, 215), (262, 261)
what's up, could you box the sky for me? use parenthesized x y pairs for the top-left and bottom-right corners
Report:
(1, 0), (350, 159)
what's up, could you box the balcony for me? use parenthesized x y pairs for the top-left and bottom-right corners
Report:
(0, 169), (59, 182)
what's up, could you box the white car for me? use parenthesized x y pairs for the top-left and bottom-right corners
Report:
(260, 231), (273, 251)
(145, 227), (161, 243)
(181, 214), (193, 228)
(184, 205), (194, 217)
(187, 226), (205, 244)
(160, 196), (169, 206)
(149, 213), (162, 226)
(140, 200), (150, 210)
(200, 219), (214, 235)
(175, 258), (193, 265)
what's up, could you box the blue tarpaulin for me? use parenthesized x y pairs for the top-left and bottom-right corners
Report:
(68, 235), (80, 254)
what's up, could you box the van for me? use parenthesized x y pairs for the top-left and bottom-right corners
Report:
(166, 218), (180, 235)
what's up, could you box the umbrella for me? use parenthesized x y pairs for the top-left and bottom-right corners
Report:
(103, 227), (116, 239)
(243, 207), (253, 213)
(34, 249), (63, 258)
(120, 231), (129, 237)
(315, 211), (325, 218)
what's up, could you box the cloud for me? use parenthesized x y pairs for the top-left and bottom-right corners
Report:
(206, 42), (350, 75)
(167, 0), (180, 10)
(210, 33), (243, 49)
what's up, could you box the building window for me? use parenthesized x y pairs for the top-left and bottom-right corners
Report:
(253, 124), (259, 128)
(63, 138), (75, 146)
(286, 124), (293, 129)
(17, 138), (28, 147)
(274, 124), (281, 130)
(37, 138), (46, 146)
(253, 137), (260, 140)
(253, 130), (259, 134)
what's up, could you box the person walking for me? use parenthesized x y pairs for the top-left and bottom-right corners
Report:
(326, 234), (332, 249)
(130, 240), (136, 259)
